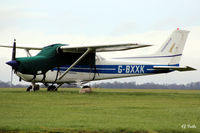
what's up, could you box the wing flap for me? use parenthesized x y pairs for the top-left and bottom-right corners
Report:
(153, 66), (196, 72)
(60, 43), (151, 53)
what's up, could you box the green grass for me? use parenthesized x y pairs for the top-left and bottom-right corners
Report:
(0, 88), (199, 133)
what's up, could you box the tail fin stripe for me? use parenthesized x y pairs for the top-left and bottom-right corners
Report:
(161, 38), (172, 52)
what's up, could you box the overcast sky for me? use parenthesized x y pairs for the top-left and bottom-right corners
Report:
(0, 0), (199, 85)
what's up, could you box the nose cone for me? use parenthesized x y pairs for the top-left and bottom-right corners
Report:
(6, 60), (19, 69)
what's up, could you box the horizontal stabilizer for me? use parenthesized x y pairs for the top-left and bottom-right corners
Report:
(153, 66), (196, 72)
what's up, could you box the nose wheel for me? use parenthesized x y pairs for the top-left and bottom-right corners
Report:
(26, 84), (40, 92)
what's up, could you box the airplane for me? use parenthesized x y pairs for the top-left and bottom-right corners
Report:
(0, 29), (196, 91)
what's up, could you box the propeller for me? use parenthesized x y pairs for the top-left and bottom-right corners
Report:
(12, 39), (16, 61)
(6, 39), (18, 88)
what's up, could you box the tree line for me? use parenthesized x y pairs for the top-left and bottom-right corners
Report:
(0, 80), (199, 89)
(92, 81), (200, 89)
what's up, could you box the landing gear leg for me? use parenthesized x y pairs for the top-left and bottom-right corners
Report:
(26, 83), (40, 92)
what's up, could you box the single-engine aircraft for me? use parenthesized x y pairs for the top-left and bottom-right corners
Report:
(0, 29), (196, 91)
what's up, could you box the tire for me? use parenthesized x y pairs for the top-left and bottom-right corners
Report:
(47, 85), (57, 91)
(26, 86), (32, 92)
(34, 84), (40, 91)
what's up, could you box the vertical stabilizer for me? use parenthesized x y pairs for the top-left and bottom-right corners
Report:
(152, 29), (189, 65)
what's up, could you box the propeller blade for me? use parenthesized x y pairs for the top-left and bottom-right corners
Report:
(10, 69), (13, 88)
(9, 39), (16, 88)
(12, 39), (16, 61)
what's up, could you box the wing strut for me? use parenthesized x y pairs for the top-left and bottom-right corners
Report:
(58, 48), (92, 80)
(24, 49), (32, 57)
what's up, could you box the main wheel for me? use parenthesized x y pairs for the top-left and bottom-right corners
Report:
(34, 84), (40, 91)
(47, 85), (57, 91)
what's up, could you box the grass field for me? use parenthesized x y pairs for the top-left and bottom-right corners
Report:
(0, 88), (199, 133)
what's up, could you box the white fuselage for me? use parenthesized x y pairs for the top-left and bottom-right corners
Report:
(16, 55), (173, 84)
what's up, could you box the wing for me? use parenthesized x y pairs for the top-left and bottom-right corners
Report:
(0, 43), (151, 52)
(0, 45), (42, 50)
(60, 43), (152, 53)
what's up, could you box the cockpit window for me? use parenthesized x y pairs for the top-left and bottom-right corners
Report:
(43, 44), (68, 49)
